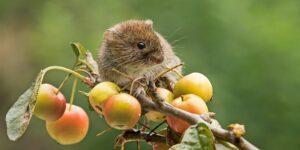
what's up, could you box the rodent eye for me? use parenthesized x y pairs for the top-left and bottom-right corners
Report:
(137, 42), (146, 49)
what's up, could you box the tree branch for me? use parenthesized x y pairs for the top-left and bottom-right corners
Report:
(82, 53), (258, 150)
(115, 130), (166, 147)
(136, 94), (259, 150)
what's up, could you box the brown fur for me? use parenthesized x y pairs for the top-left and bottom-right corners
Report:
(98, 20), (182, 87)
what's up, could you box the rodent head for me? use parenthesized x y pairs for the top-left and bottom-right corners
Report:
(102, 20), (164, 69)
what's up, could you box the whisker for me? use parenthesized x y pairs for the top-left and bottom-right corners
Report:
(171, 36), (187, 45)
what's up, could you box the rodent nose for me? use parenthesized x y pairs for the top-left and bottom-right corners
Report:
(149, 52), (164, 64)
(150, 55), (164, 64)
(144, 49), (164, 64)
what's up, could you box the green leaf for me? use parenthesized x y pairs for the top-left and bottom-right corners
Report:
(170, 123), (215, 150)
(6, 70), (45, 141)
(71, 42), (87, 60)
(70, 42), (100, 78)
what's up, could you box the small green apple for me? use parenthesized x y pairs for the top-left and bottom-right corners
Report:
(174, 72), (213, 102)
(88, 82), (120, 113)
(145, 88), (174, 122)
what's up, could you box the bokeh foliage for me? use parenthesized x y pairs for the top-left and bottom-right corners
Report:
(1, 0), (300, 149)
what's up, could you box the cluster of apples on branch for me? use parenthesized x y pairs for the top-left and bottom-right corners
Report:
(6, 43), (257, 150)
(31, 72), (213, 148)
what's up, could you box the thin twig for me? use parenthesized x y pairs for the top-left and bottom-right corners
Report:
(137, 122), (152, 131)
(147, 121), (165, 137)
(115, 130), (166, 147)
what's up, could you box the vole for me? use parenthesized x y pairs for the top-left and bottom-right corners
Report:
(97, 20), (182, 92)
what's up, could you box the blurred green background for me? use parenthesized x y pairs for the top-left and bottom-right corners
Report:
(1, 0), (300, 149)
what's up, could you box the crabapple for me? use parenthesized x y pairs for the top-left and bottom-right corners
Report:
(166, 94), (208, 133)
(88, 82), (120, 113)
(174, 72), (213, 102)
(46, 104), (89, 145)
(33, 83), (66, 121)
(103, 93), (141, 130)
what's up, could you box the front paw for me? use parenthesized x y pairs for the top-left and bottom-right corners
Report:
(132, 86), (146, 97)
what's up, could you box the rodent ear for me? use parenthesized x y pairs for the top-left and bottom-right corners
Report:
(106, 28), (122, 37)
(145, 19), (153, 29)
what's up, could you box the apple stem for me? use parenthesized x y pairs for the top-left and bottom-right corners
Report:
(154, 63), (183, 80)
(180, 95), (184, 102)
(75, 68), (93, 78)
(121, 143), (125, 150)
(96, 127), (112, 136)
(78, 90), (89, 97)
(43, 66), (88, 81)
(129, 77), (146, 95)
(173, 69), (184, 78)
(56, 73), (72, 95)
(112, 68), (133, 81)
(55, 62), (78, 95)
(112, 68), (145, 93)
(136, 141), (140, 150)
(68, 78), (78, 111)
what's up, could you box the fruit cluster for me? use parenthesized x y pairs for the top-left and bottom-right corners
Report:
(88, 72), (212, 133)
(33, 83), (89, 145)
(33, 72), (212, 146)
(88, 82), (141, 130)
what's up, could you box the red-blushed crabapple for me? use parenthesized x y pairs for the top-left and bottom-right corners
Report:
(166, 94), (208, 133)
(152, 143), (170, 150)
(88, 82), (120, 114)
(33, 83), (66, 121)
(103, 93), (141, 130)
(46, 104), (89, 145)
